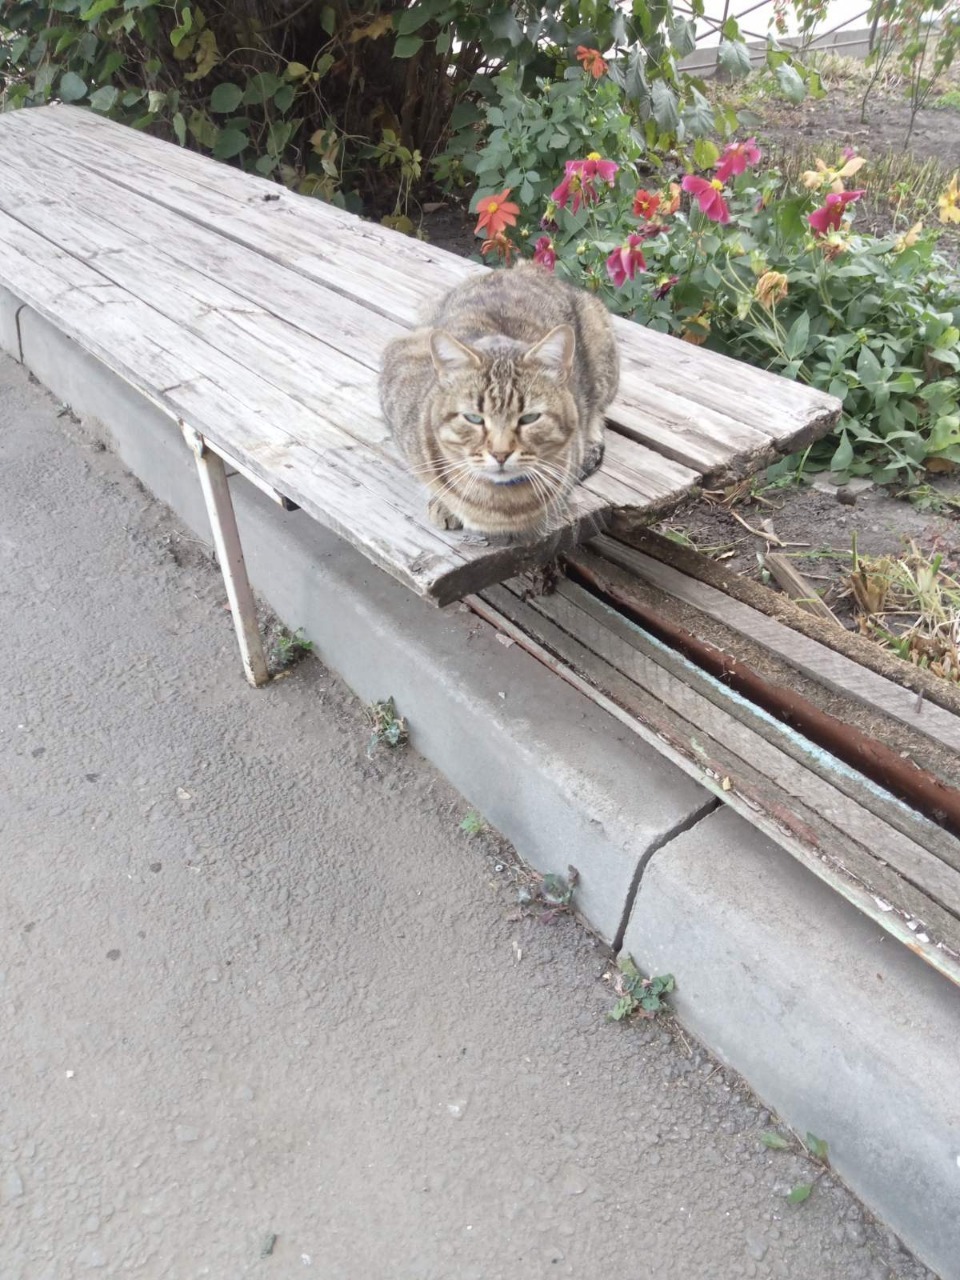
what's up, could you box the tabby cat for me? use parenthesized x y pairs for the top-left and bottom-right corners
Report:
(379, 262), (620, 538)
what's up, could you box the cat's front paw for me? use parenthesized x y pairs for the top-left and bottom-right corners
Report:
(428, 497), (464, 531)
(579, 440), (605, 481)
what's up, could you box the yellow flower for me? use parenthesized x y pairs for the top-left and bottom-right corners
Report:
(755, 271), (789, 309)
(939, 173), (960, 225)
(894, 220), (923, 252)
(801, 158), (830, 191)
(801, 154), (865, 194)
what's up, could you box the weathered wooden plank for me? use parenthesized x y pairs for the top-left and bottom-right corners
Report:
(0, 208), (545, 602)
(517, 581), (960, 911)
(549, 570), (960, 873)
(595, 535), (960, 756)
(0, 121), (703, 521)
(476, 584), (960, 978)
(9, 107), (840, 470)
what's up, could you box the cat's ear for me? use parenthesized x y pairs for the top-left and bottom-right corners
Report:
(523, 324), (575, 381)
(430, 330), (481, 381)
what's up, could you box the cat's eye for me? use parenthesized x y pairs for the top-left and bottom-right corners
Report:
(518, 412), (542, 425)
(462, 412), (484, 425)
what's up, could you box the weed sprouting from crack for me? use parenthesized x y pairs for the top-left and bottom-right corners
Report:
(366, 696), (408, 757)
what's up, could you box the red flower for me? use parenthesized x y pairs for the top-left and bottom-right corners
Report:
(606, 234), (647, 288)
(633, 189), (662, 220)
(473, 188), (520, 239)
(653, 274), (679, 300)
(681, 175), (730, 224)
(532, 236), (556, 271)
(576, 46), (609, 78)
(808, 189), (865, 236)
(551, 154), (619, 215)
(480, 231), (516, 264)
(714, 138), (761, 183)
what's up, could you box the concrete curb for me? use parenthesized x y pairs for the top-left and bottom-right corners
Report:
(5, 296), (959, 1277)
(624, 807), (960, 1280)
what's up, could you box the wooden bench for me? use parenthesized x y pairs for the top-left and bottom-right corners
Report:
(0, 105), (840, 686)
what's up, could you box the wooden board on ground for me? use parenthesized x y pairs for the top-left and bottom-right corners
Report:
(0, 105), (840, 604)
(472, 578), (960, 987)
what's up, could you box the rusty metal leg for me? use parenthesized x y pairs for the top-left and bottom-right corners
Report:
(181, 424), (269, 688)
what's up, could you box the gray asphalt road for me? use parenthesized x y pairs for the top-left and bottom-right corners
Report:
(0, 354), (933, 1280)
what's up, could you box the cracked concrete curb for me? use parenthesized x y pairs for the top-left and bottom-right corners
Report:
(624, 807), (960, 1280)
(4, 295), (959, 1277)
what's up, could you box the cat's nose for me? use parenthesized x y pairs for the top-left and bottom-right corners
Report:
(491, 451), (511, 467)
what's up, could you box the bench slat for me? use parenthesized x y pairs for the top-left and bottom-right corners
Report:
(0, 106), (840, 603)
(9, 107), (839, 479)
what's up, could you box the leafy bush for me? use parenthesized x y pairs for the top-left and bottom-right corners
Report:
(0, 0), (552, 206)
(460, 66), (960, 484)
(862, 0), (960, 140)
(1, 0), (818, 213)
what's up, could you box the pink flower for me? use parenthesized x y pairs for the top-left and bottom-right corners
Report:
(551, 153), (619, 215)
(606, 234), (647, 288)
(681, 175), (731, 224)
(653, 274), (679, 300)
(808, 189), (865, 236)
(841, 145), (857, 161)
(714, 138), (761, 183)
(532, 236), (556, 271)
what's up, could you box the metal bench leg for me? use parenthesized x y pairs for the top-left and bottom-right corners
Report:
(181, 424), (270, 688)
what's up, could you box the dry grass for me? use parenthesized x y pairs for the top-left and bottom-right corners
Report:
(846, 538), (960, 683)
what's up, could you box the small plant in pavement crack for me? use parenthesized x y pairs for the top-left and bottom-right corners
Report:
(459, 810), (487, 837)
(271, 626), (314, 671)
(760, 1128), (830, 1205)
(607, 955), (675, 1021)
(517, 865), (580, 924)
(366, 696), (408, 756)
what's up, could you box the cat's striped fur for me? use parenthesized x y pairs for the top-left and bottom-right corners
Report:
(379, 262), (620, 537)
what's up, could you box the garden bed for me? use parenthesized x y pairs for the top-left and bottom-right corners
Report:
(424, 71), (960, 691)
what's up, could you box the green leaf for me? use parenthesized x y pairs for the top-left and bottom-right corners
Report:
(693, 138), (719, 170)
(787, 1182), (814, 1205)
(607, 995), (636, 1022)
(321, 5), (336, 35)
(830, 432), (854, 472)
(393, 34), (424, 58)
(88, 84), (118, 112)
(670, 15), (697, 56)
(775, 62), (806, 103)
(651, 80), (680, 134)
(285, 61), (310, 79)
(213, 127), (248, 159)
(683, 89), (715, 138)
(856, 345), (884, 388)
(718, 40), (752, 79)
(273, 83), (295, 112)
(784, 312), (810, 361)
(488, 8), (523, 45)
(59, 70), (88, 102)
(172, 110), (187, 145)
(806, 1133), (829, 1162)
(394, 5), (434, 35)
(81, 0), (116, 20)
(927, 414), (960, 452)
(209, 81), (243, 113)
(761, 1131), (791, 1150)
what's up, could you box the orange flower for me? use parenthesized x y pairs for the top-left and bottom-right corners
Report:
(663, 182), (682, 215)
(633, 189), (662, 220)
(473, 188), (519, 239)
(576, 46), (609, 78)
(480, 231), (516, 265)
